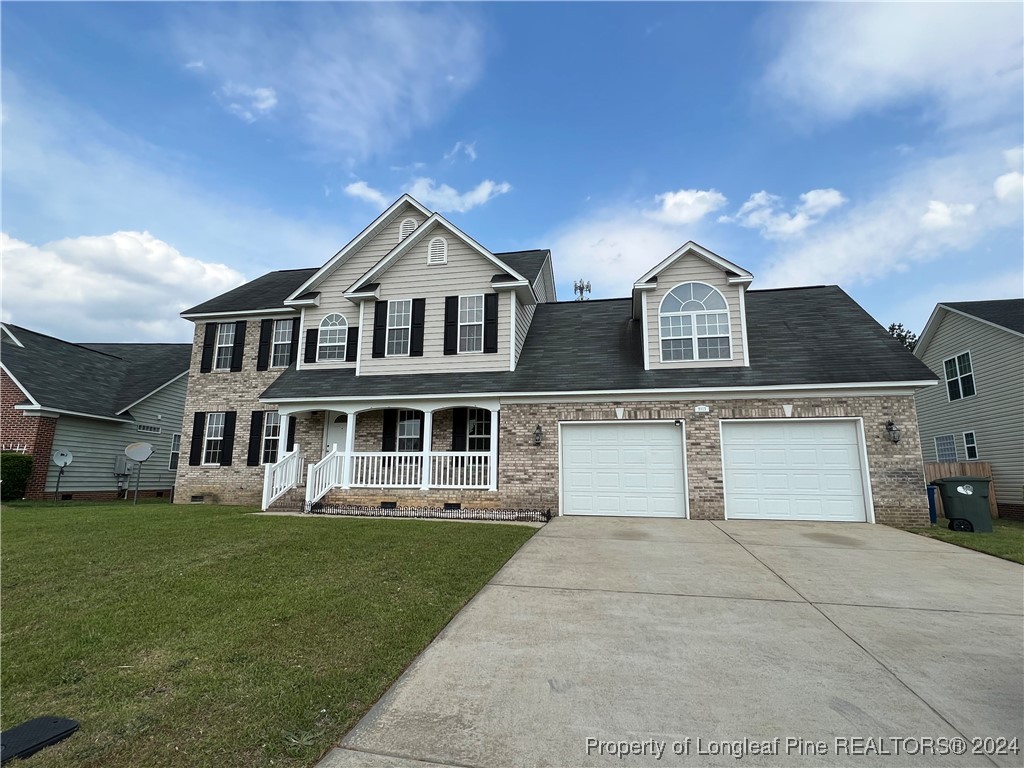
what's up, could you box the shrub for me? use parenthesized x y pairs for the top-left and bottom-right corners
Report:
(1, 452), (34, 500)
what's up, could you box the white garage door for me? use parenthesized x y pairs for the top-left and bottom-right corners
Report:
(722, 421), (868, 522)
(561, 423), (686, 517)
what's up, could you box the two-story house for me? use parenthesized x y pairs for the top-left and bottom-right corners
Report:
(175, 195), (937, 526)
(913, 299), (1024, 519)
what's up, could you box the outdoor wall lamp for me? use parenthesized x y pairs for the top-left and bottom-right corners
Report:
(885, 420), (902, 445)
(533, 425), (544, 446)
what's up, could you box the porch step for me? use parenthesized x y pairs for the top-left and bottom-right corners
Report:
(267, 487), (306, 513)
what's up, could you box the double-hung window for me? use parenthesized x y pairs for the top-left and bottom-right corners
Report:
(387, 300), (412, 356)
(943, 352), (975, 401)
(963, 431), (979, 460)
(934, 434), (957, 463)
(459, 295), (484, 353)
(168, 433), (181, 470)
(397, 409), (422, 452)
(659, 282), (731, 361)
(317, 314), (347, 361)
(466, 408), (491, 451)
(261, 412), (282, 464)
(202, 413), (226, 465)
(270, 319), (293, 367)
(214, 324), (235, 370)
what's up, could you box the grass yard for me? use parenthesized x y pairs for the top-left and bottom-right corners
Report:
(0, 502), (536, 767)
(906, 518), (1024, 564)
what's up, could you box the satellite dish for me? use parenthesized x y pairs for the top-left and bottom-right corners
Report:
(125, 442), (154, 462)
(51, 449), (73, 467)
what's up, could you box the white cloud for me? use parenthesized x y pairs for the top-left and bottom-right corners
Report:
(172, 4), (485, 156)
(762, 3), (1022, 128)
(406, 178), (511, 213)
(184, 60), (205, 71)
(443, 141), (477, 162)
(1, 232), (244, 341)
(218, 83), (277, 123)
(994, 146), (1024, 200)
(344, 180), (389, 208)
(647, 188), (727, 225)
(888, 268), (1024, 336)
(721, 188), (846, 239)
(920, 200), (976, 230)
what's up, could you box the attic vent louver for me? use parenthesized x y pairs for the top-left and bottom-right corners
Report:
(428, 237), (448, 265)
(399, 218), (417, 241)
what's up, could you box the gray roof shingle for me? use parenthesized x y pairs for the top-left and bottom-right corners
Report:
(181, 268), (317, 315)
(2, 325), (190, 419)
(261, 286), (936, 401)
(943, 299), (1024, 335)
(494, 250), (549, 285)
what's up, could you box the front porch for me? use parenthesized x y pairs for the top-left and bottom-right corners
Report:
(262, 402), (500, 509)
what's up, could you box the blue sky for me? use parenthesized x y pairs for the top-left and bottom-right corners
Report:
(2, 2), (1022, 342)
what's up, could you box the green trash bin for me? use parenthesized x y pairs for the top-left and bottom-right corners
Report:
(930, 476), (993, 533)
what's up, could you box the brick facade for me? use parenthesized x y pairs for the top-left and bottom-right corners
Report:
(1, 369), (57, 499)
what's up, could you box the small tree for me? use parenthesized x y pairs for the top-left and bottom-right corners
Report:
(887, 322), (918, 351)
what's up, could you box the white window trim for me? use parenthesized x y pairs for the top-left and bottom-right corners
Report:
(385, 299), (413, 358)
(396, 409), (422, 452)
(262, 412), (282, 464)
(466, 407), (491, 452)
(427, 237), (448, 266)
(137, 424), (162, 434)
(943, 349), (977, 403)
(934, 434), (957, 463)
(458, 294), (485, 355)
(270, 319), (294, 368)
(214, 323), (235, 371)
(658, 282), (732, 363)
(399, 217), (417, 241)
(168, 433), (181, 471)
(202, 412), (226, 466)
(962, 430), (979, 461)
(317, 313), (348, 363)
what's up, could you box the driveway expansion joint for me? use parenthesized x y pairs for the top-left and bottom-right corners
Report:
(488, 580), (809, 605)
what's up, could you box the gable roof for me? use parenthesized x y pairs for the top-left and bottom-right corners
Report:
(915, 298), (1024, 358)
(182, 268), (316, 317)
(493, 250), (549, 285)
(634, 241), (753, 288)
(1, 324), (191, 420)
(261, 286), (936, 402)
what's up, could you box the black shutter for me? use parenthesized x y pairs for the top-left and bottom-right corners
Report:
(286, 417), (296, 451)
(345, 326), (358, 362)
(221, 411), (237, 466)
(247, 411), (265, 466)
(381, 410), (398, 451)
(229, 320), (247, 372)
(372, 301), (388, 358)
(188, 412), (206, 465)
(443, 296), (459, 355)
(452, 407), (468, 451)
(483, 294), (499, 354)
(410, 299), (426, 357)
(200, 324), (217, 373)
(304, 329), (317, 363)
(288, 317), (301, 364)
(256, 320), (273, 371)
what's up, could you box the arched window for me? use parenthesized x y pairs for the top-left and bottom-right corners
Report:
(317, 314), (347, 361)
(399, 217), (417, 241)
(427, 237), (448, 265)
(659, 282), (731, 361)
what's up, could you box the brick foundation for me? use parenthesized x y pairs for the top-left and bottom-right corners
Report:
(998, 503), (1024, 522)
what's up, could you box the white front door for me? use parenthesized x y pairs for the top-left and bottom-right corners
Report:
(324, 412), (347, 455)
(721, 420), (869, 522)
(560, 422), (686, 517)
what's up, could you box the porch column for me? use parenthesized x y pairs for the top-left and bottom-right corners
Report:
(341, 411), (356, 489)
(488, 408), (499, 491)
(420, 410), (433, 490)
(277, 414), (291, 457)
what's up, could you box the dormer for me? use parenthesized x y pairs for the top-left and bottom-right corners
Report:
(632, 241), (753, 370)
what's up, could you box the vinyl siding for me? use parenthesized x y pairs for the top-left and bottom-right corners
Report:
(360, 221), (511, 375)
(915, 311), (1024, 504)
(302, 204), (427, 370)
(533, 256), (557, 303)
(645, 254), (745, 369)
(515, 300), (536, 364)
(44, 375), (187, 493)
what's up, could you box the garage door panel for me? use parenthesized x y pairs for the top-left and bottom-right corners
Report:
(722, 421), (868, 523)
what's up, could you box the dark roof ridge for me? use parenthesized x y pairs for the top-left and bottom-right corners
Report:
(5, 324), (127, 361)
(545, 297), (632, 305)
(746, 285), (831, 294)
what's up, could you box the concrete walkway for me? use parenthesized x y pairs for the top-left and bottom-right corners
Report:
(319, 518), (1024, 767)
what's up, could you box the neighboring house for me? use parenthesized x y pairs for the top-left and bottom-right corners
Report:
(176, 195), (937, 525)
(0, 324), (191, 500)
(913, 299), (1024, 519)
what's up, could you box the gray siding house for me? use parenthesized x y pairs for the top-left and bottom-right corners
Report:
(914, 299), (1024, 518)
(1, 324), (191, 500)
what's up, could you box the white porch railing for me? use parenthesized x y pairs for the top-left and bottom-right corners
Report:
(430, 452), (490, 488)
(350, 452), (423, 488)
(306, 449), (344, 505)
(261, 450), (303, 510)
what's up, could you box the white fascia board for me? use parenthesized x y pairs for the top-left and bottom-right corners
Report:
(0, 364), (39, 406)
(276, 396), (502, 416)
(115, 370), (189, 415)
(345, 289), (380, 303)
(260, 379), (939, 406)
(180, 307), (296, 320)
(283, 295), (321, 308)
(14, 404), (134, 422)
(1, 324), (24, 347)
(287, 194), (431, 302)
(634, 241), (754, 285)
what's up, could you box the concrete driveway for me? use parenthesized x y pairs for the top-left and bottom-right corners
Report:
(320, 518), (1024, 767)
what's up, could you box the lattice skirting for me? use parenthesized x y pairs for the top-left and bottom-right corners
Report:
(303, 502), (551, 523)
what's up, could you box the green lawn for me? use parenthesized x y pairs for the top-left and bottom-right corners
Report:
(906, 518), (1024, 564)
(0, 502), (536, 767)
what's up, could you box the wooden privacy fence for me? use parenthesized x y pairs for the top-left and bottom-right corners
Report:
(924, 461), (999, 519)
